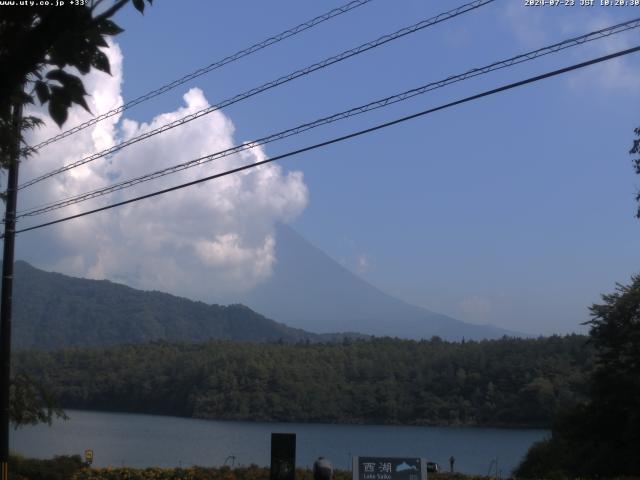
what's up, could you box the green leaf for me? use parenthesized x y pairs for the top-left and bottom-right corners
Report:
(90, 31), (109, 48)
(97, 19), (125, 36)
(73, 94), (91, 114)
(75, 55), (92, 74)
(91, 50), (111, 75)
(45, 71), (89, 113)
(46, 69), (81, 89)
(132, 0), (145, 13)
(50, 86), (72, 108)
(35, 81), (50, 104)
(22, 116), (45, 130)
(45, 69), (64, 82)
(69, 42), (95, 75)
(65, 84), (91, 113)
(49, 31), (76, 68)
(48, 97), (68, 127)
(49, 70), (87, 95)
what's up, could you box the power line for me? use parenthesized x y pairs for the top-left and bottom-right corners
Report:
(10, 45), (640, 237)
(16, 17), (640, 219)
(27, 0), (375, 152)
(19, 0), (495, 190)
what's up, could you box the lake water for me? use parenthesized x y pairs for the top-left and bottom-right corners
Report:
(11, 410), (548, 476)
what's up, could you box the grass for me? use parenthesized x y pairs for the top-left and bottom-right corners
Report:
(8, 455), (495, 480)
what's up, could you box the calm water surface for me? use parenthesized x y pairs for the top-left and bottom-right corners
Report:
(12, 410), (548, 476)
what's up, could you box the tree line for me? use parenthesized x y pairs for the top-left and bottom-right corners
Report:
(14, 334), (592, 428)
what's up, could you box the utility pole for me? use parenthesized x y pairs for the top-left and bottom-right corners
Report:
(0, 96), (23, 480)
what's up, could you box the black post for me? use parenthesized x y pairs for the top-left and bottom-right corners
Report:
(270, 433), (296, 480)
(0, 99), (22, 480)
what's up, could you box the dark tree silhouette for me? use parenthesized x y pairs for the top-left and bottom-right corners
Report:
(516, 275), (640, 477)
(0, 0), (152, 428)
(0, 0), (152, 168)
(631, 127), (640, 217)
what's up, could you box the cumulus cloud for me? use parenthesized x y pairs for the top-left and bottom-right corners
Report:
(502, 7), (640, 92)
(17, 40), (308, 301)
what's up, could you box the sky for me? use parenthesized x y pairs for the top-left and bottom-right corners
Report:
(12, 0), (640, 336)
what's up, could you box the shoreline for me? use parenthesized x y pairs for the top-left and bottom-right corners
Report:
(58, 407), (552, 431)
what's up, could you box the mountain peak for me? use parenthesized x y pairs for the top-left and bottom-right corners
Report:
(239, 223), (523, 340)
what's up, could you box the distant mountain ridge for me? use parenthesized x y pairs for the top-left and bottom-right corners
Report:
(10, 261), (359, 350)
(238, 224), (522, 340)
(11, 226), (521, 349)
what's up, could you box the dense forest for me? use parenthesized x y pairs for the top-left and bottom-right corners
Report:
(15, 335), (592, 428)
(11, 261), (361, 349)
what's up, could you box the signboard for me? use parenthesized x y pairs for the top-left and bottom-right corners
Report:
(353, 457), (427, 480)
(84, 449), (93, 465)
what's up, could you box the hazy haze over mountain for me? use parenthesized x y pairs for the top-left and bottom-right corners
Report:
(13, 225), (522, 346)
(237, 224), (524, 340)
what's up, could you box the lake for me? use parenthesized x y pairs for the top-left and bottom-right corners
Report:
(11, 410), (548, 476)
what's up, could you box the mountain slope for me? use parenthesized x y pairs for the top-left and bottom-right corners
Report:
(240, 225), (521, 340)
(11, 261), (344, 350)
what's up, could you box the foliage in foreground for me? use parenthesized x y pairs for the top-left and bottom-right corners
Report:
(9, 373), (67, 429)
(72, 467), (490, 480)
(15, 335), (592, 428)
(9, 454), (84, 480)
(1, 0), (152, 432)
(0, 0), (152, 167)
(515, 275), (640, 477)
(72, 465), (328, 480)
(21, 462), (480, 480)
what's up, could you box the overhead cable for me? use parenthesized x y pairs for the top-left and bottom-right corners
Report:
(16, 17), (640, 219)
(19, 0), (495, 190)
(28, 0), (375, 151)
(10, 45), (640, 236)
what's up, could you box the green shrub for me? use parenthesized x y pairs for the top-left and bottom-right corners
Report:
(9, 454), (85, 480)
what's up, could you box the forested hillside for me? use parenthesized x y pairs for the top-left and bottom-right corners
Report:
(15, 335), (592, 427)
(11, 261), (359, 348)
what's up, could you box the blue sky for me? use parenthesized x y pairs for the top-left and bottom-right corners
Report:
(16, 0), (640, 335)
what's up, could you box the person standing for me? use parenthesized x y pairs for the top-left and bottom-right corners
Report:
(449, 456), (455, 473)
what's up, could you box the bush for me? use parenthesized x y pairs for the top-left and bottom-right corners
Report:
(9, 454), (85, 480)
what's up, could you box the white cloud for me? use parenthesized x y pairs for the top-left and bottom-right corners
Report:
(502, 7), (640, 92)
(18, 40), (308, 301)
(566, 14), (640, 91)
